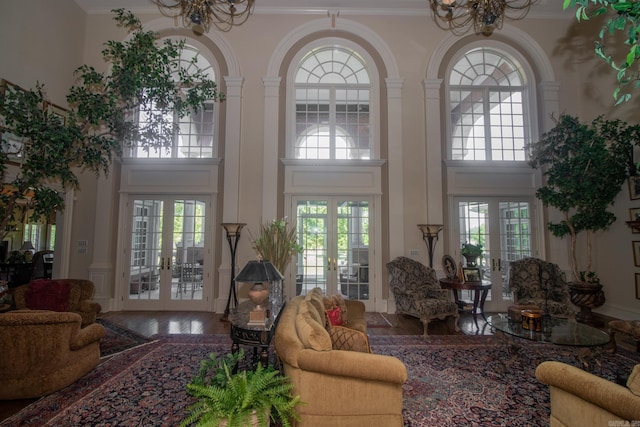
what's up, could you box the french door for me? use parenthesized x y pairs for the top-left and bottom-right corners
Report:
(454, 197), (535, 312)
(122, 195), (211, 311)
(293, 197), (374, 310)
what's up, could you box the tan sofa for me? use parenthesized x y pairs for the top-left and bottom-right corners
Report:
(535, 361), (640, 426)
(0, 310), (105, 399)
(13, 279), (102, 326)
(274, 288), (407, 426)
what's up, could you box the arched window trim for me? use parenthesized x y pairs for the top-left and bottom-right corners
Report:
(286, 37), (380, 160)
(444, 40), (539, 163)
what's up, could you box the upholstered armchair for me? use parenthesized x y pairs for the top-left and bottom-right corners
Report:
(13, 279), (102, 326)
(508, 257), (575, 317)
(387, 256), (459, 338)
(0, 310), (105, 400)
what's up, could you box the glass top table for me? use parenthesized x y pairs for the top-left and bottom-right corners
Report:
(487, 314), (610, 347)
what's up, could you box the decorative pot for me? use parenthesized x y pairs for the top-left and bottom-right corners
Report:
(568, 281), (605, 326)
(218, 410), (269, 427)
(248, 283), (270, 309)
(463, 255), (478, 267)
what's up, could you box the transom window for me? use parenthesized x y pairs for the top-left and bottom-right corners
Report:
(132, 44), (217, 159)
(449, 48), (529, 161)
(294, 46), (371, 160)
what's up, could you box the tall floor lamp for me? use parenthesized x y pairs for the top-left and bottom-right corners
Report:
(417, 224), (444, 268)
(221, 223), (245, 322)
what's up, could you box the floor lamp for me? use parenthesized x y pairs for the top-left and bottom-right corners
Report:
(221, 223), (245, 322)
(417, 224), (444, 268)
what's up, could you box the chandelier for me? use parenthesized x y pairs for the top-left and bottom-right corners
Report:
(429, 0), (535, 36)
(152, 0), (254, 34)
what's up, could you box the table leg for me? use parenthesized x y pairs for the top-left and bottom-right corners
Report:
(260, 346), (269, 368)
(472, 290), (481, 330)
(231, 341), (240, 374)
(479, 289), (490, 322)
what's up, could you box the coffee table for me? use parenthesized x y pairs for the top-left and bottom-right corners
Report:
(487, 313), (610, 347)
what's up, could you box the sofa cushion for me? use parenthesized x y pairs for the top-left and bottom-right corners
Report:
(628, 364), (640, 397)
(304, 289), (327, 327)
(325, 306), (344, 326)
(323, 294), (349, 324)
(25, 280), (72, 312)
(295, 301), (332, 351)
(328, 325), (371, 353)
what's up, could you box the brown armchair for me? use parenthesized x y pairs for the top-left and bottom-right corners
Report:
(387, 256), (459, 338)
(0, 310), (105, 399)
(12, 279), (102, 326)
(508, 257), (575, 317)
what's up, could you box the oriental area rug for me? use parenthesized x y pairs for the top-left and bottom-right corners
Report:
(96, 318), (154, 358)
(2, 334), (638, 427)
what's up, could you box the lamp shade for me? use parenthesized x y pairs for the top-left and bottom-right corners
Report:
(20, 241), (34, 251)
(417, 224), (444, 237)
(235, 260), (284, 283)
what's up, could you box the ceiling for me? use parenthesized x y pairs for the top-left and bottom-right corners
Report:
(73, 0), (564, 19)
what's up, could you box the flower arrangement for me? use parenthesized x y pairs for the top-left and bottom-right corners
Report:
(251, 218), (303, 274)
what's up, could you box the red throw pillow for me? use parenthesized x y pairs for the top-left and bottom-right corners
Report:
(325, 306), (344, 326)
(25, 280), (71, 312)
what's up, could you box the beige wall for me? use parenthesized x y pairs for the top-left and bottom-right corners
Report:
(1, 1), (639, 318)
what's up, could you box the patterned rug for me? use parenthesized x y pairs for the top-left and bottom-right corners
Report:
(96, 318), (154, 358)
(2, 334), (638, 426)
(365, 311), (393, 328)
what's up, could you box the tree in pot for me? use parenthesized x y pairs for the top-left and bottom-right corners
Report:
(460, 242), (483, 267)
(181, 350), (302, 427)
(0, 9), (222, 241)
(527, 114), (640, 324)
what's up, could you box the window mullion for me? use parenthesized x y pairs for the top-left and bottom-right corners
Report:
(329, 86), (337, 160)
(483, 87), (492, 161)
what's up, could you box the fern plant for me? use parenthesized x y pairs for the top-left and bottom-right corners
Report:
(181, 351), (301, 427)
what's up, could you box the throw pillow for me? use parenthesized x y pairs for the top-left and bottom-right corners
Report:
(295, 301), (332, 351)
(25, 280), (71, 312)
(628, 364), (640, 397)
(328, 325), (371, 353)
(322, 294), (349, 324)
(325, 306), (344, 326)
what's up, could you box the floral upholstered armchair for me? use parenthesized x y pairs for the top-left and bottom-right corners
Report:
(387, 256), (459, 338)
(508, 257), (575, 317)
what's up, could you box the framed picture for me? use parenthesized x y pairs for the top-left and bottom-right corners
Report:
(442, 255), (457, 280)
(629, 177), (640, 200)
(631, 208), (640, 222)
(634, 241), (640, 266)
(462, 267), (481, 282)
(636, 273), (640, 300)
(44, 101), (67, 126)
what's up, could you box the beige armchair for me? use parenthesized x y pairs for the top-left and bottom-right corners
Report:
(536, 361), (640, 426)
(0, 310), (105, 399)
(13, 279), (102, 326)
(387, 256), (459, 338)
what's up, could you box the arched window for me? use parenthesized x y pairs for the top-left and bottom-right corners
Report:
(132, 43), (218, 159)
(449, 47), (529, 161)
(294, 46), (371, 160)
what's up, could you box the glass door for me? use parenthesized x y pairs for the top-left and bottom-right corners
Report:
(123, 196), (210, 310)
(455, 198), (534, 312)
(294, 197), (373, 310)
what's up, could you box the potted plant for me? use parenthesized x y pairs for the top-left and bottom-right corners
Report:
(460, 242), (483, 267)
(527, 114), (640, 323)
(181, 350), (301, 427)
(251, 218), (303, 275)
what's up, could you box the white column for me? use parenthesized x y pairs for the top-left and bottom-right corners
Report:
(222, 76), (245, 222)
(386, 78), (405, 259)
(262, 77), (282, 221)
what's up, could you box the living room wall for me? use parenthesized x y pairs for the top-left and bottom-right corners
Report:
(1, 1), (639, 319)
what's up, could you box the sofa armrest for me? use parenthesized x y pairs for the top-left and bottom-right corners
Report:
(535, 361), (640, 421)
(297, 349), (407, 384)
(69, 323), (106, 350)
(344, 299), (365, 319)
(78, 299), (102, 314)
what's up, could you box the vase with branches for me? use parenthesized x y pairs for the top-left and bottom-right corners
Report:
(251, 218), (303, 275)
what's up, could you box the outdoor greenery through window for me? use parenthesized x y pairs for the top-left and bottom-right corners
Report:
(132, 44), (217, 159)
(449, 47), (529, 161)
(294, 46), (371, 160)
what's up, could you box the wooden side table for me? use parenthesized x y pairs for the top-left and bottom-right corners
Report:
(439, 278), (492, 330)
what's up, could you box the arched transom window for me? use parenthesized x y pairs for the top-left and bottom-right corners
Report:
(294, 46), (371, 160)
(133, 43), (218, 159)
(449, 47), (529, 161)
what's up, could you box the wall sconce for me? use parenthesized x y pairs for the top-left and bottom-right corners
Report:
(235, 259), (284, 326)
(417, 224), (444, 268)
(221, 223), (245, 322)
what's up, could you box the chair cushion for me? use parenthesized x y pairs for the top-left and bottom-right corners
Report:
(25, 280), (72, 312)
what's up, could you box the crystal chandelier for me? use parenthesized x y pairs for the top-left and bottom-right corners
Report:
(153, 0), (254, 34)
(430, 0), (535, 36)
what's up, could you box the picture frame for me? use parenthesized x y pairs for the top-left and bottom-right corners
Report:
(462, 267), (481, 283)
(442, 255), (457, 280)
(631, 208), (640, 222)
(633, 241), (640, 267)
(44, 101), (67, 126)
(629, 177), (640, 200)
(636, 273), (640, 300)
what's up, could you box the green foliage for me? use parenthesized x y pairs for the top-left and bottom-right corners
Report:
(252, 218), (303, 274)
(564, 0), (640, 103)
(527, 114), (640, 280)
(181, 351), (302, 427)
(0, 9), (223, 239)
(460, 242), (483, 257)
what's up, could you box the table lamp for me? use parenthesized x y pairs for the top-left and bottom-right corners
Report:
(235, 259), (284, 326)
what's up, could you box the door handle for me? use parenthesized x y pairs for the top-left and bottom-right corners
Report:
(491, 258), (496, 271)
(498, 258), (502, 271)
(328, 258), (331, 271)
(333, 258), (337, 271)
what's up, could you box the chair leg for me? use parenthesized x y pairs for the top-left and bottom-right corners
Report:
(608, 329), (618, 354)
(421, 319), (431, 338)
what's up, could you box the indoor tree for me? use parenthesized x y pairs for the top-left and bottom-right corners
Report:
(564, 0), (640, 103)
(0, 9), (223, 240)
